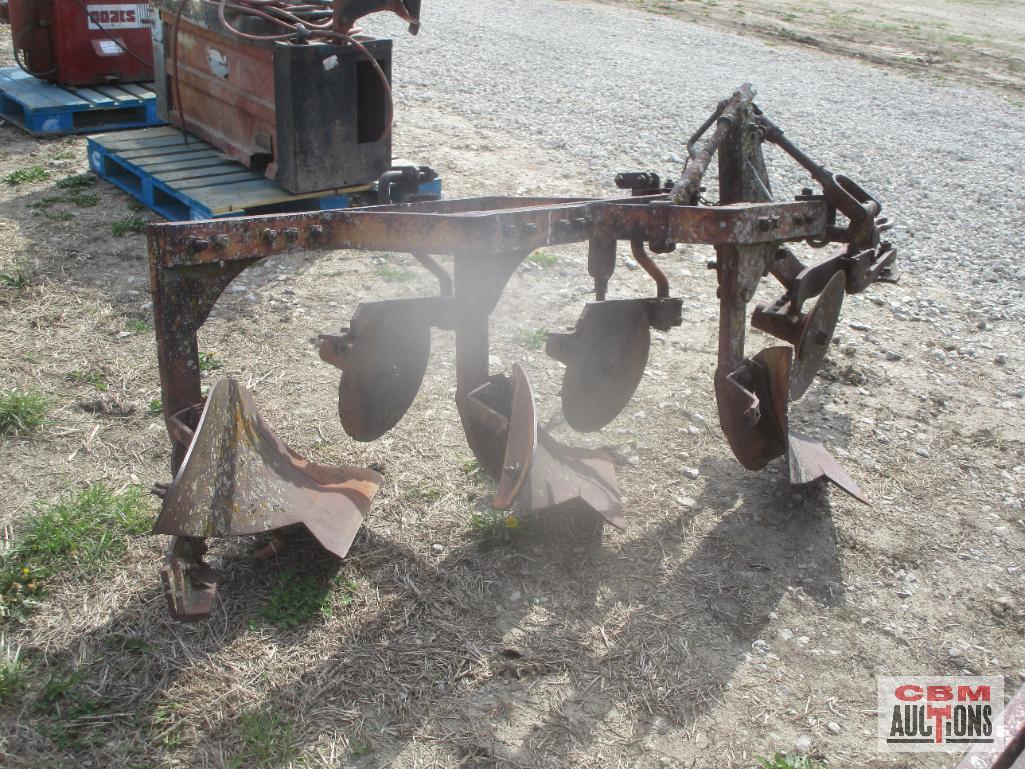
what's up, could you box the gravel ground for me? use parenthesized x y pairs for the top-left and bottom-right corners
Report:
(1, 2), (1024, 768)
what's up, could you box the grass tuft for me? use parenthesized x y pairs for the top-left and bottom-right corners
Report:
(260, 571), (359, 628)
(55, 173), (97, 190)
(0, 389), (49, 438)
(469, 508), (524, 543)
(376, 264), (417, 282)
(518, 327), (548, 350)
(0, 483), (152, 621)
(229, 707), (300, 768)
(757, 752), (827, 769)
(4, 165), (49, 186)
(111, 217), (147, 237)
(68, 369), (108, 392)
(38, 666), (113, 750)
(198, 351), (223, 372)
(1, 266), (30, 289)
(527, 249), (558, 267)
(405, 486), (442, 503)
(0, 637), (26, 705)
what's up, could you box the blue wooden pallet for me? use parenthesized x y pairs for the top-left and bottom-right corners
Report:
(88, 126), (442, 221)
(0, 68), (161, 137)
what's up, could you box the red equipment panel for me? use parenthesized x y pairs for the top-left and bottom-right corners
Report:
(8, 0), (154, 86)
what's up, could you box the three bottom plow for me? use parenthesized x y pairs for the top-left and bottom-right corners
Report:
(147, 84), (897, 620)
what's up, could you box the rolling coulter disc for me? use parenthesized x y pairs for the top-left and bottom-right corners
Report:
(551, 300), (651, 433)
(790, 271), (845, 400)
(327, 300), (435, 442)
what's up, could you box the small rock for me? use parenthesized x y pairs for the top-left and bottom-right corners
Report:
(795, 734), (813, 753)
(431, 543), (444, 554)
(849, 321), (871, 331)
(778, 628), (794, 641)
(916, 447), (931, 458)
(682, 467), (700, 480)
(994, 354), (1009, 366)
(827, 721), (842, 735)
(884, 350), (903, 361)
(488, 354), (503, 368)
(675, 496), (696, 508)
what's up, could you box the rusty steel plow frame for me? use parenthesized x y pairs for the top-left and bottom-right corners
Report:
(148, 85), (898, 620)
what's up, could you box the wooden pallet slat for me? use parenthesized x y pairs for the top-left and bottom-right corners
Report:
(118, 83), (155, 100)
(67, 86), (117, 108)
(87, 126), (438, 221)
(0, 67), (163, 136)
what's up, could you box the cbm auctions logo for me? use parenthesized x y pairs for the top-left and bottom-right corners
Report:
(878, 677), (1004, 753)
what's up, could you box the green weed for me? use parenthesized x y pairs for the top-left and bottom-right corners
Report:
(469, 508), (524, 543)
(0, 638), (26, 705)
(126, 318), (152, 334)
(349, 734), (372, 757)
(111, 216), (147, 237)
(55, 173), (96, 190)
(526, 249), (558, 268)
(198, 351), (223, 372)
(0, 389), (49, 437)
(146, 398), (163, 416)
(1, 266), (30, 289)
(28, 192), (100, 211)
(68, 370), (108, 392)
(376, 264), (417, 282)
(757, 753), (827, 769)
(406, 486), (442, 503)
(260, 571), (358, 628)
(150, 702), (185, 750)
(518, 327), (548, 350)
(39, 668), (89, 714)
(4, 165), (49, 185)
(0, 483), (152, 621)
(38, 666), (112, 750)
(229, 708), (299, 768)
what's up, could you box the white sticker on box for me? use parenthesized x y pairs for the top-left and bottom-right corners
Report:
(97, 39), (121, 56)
(86, 4), (153, 30)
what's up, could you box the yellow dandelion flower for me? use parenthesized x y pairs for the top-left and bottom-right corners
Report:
(504, 514), (520, 529)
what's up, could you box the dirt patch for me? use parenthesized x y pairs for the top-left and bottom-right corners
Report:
(590, 0), (1025, 98)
